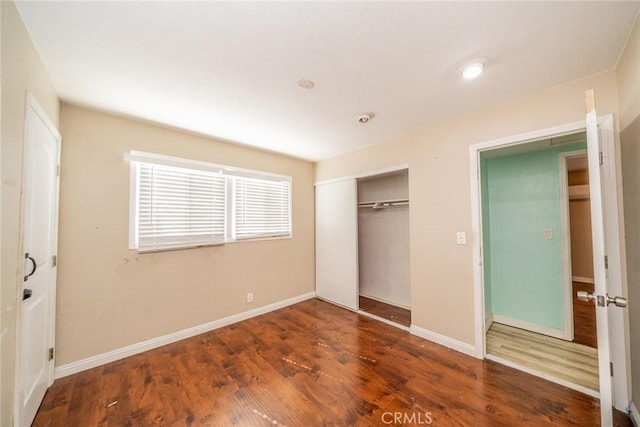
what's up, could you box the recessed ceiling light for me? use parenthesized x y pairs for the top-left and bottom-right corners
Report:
(297, 79), (315, 89)
(462, 62), (484, 80)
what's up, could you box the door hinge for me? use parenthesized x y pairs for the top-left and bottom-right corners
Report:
(605, 255), (609, 269)
(56, 165), (60, 176)
(610, 362), (614, 377)
(49, 347), (54, 361)
(52, 255), (57, 267)
(599, 152), (603, 166)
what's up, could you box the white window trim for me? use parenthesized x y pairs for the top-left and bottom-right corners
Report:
(126, 151), (292, 252)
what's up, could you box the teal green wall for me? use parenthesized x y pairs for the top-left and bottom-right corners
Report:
(481, 143), (585, 331)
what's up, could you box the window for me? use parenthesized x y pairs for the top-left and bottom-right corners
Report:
(128, 151), (291, 252)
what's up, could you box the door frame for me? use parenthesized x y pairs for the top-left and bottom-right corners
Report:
(14, 92), (61, 424)
(469, 116), (630, 410)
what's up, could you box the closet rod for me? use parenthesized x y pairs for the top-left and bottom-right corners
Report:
(358, 198), (409, 209)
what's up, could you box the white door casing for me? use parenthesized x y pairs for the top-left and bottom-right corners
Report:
(16, 93), (60, 427)
(315, 179), (359, 311)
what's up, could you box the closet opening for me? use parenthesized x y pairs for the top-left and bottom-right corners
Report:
(356, 169), (411, 328)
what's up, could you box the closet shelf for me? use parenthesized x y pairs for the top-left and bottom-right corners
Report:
(358, 198), (409, 209)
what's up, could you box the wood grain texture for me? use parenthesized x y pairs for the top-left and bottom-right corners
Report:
(359, 295), (411, 327)
(573, 281), (598, 348)
(35, 299), (630, 426)
(487, 322), (599, 391)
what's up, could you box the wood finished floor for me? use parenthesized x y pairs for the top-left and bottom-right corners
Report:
(35, 299), (631, 426)
(487, 322), (599, 392)
(359, 295), (411, 327)
(573, 281), (597, 348)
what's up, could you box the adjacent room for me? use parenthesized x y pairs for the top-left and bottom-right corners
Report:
(2, 1), (640, 426)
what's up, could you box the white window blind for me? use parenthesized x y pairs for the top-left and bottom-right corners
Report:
(234, 177), (291, 240)
(136, 163), (226, 251)
(128, 151), (292, 252)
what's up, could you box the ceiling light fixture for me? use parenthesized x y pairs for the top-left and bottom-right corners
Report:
(461, 62), (485, 80)
(297, 79), (315, 89)
(356, 113), (373, 124)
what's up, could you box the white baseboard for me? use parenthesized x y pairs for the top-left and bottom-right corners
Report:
(492, 314), (565, 340)
(630, 401), (640, 426)
(485, 314), (494, 333)
(572, 276), (594, 284)
(54, 291), (316, 379)
(409, 325), (476, 357)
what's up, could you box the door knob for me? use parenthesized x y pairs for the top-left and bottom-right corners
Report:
(577, 291), (627, 308)
(606, 295), (628, 308)
(577, 291), (595, 302)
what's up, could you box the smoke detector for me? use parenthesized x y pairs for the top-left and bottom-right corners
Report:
(356, 113), (374, 124)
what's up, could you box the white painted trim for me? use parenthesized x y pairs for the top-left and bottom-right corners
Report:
(572, 276), (595, 284)
(485, 354), (600, 399)
(54, 292), (316, 379)
(357, 310), (410, 332)
(559, 149), (587, 342)
(485, 314), (494, 333)
(469, 142), (486, 358)
(492, 315), (565, 340)
(314, 164), (409, 186)
(409, 325), (477, 358)
(629, 401), (640, 426)
(471, 120), (586, 152)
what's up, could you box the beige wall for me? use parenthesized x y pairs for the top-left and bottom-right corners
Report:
(56, 105), (315, 365)
(616, 16), (640, 409)
(316, 71), (620, 345)
(1, 1), (60, 424)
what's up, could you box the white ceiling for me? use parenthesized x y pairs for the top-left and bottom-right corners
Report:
(15, 1), (640, 162)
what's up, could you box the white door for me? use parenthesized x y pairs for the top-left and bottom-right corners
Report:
(583, 90), (627, 426)
(17, 94), (60, 426)
(315, 179), (359, 310)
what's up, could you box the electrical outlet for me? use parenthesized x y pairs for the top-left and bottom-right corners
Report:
(543, 228), (553, 240)
(456, 232), (466, 245)
(247, 292), (254, 303)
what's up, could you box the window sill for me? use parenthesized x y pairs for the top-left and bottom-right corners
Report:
(133, 234), (292, 254)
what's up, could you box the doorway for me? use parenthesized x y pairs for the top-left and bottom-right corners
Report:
(15, 94), (60, 426)
(565, 155), (597, 349)
(479, 135), (599, 394)
(356, 170), (411, 328)
(470, 114), (630, 416)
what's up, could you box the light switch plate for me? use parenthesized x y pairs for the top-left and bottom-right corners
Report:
(544, 228), (553, 240)
(456, 232), (466, 245)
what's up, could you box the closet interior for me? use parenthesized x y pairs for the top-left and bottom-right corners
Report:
(357, 169), (411, 327)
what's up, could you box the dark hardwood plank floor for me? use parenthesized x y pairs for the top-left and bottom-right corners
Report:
(34, 299), (630, 426)
(573, 281), (597, 348)
(359, 295), (411, 327)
